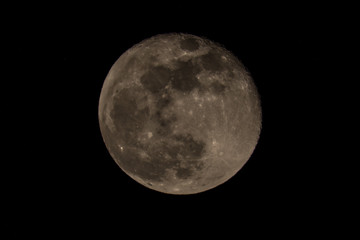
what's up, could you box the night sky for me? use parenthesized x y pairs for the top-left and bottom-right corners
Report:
(6, 4), (339, 238)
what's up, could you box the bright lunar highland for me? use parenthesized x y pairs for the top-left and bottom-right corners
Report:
(98, 33), (262, 194)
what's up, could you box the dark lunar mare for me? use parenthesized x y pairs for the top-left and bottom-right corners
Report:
(171, 60), (201, 92)
(209, 81), (226, 94)
(110, 87), (150, 146)
(140, 66), (171, 94)
(179, 37), (200, 52)
(140, 59), (202, 94)
(133, 58), (209, 181)
(145, 134), (206, 180)
(199, 50), (226, 72)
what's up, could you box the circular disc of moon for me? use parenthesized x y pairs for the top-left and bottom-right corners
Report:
(98, 33), (262, 194)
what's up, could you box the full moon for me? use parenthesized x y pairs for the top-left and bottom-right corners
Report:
(98, 33), (262, 194)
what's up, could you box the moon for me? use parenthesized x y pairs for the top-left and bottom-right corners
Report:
(98, 33), (262, 194)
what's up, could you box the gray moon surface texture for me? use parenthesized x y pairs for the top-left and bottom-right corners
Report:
(98, 33), (262, 194)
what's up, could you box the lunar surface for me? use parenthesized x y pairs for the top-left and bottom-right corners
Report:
(98, 33), (262, 194)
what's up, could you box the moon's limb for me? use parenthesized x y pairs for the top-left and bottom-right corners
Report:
(98, 33), (262, 194)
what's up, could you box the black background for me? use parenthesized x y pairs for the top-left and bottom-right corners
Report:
(6, 3), (345, 238)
